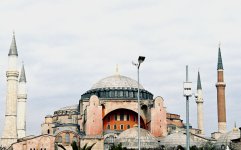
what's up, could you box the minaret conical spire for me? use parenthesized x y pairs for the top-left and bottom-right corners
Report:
(19, 63), (27, 82)
(197, 71), (202, 90)
(8, 32), (18, 56)
(217, 45), (223, 70)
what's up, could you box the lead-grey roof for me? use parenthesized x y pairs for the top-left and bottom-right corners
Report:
(8, 33), (18, 56)
(160, 131), (199, 148)
(19, 64), (27, 82)
(115, 126), (159, 149)
(197, 71), (202, 90)
(91, 74), (144, 90)
(215, 128), (240, 147)
(217, 47), (224, 70)
(58, 104), (78, 111)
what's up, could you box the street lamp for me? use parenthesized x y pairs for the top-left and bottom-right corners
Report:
(132, 56), (145, 150)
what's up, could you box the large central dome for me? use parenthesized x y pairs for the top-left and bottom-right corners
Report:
(81, 74), (153, 100)
(91, 75), (144, 90)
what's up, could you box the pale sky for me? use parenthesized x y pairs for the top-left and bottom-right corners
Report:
(0, 0), (241, 137)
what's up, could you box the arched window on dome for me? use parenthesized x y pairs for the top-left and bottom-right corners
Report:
(120, 91), (123, 97)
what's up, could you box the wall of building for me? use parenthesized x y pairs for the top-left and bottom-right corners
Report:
(80, 138), (104, 150)
(150, 96), (167, 137)
(85, 95), (103, 135)
(103, 109), (145, 131)
(11, 135), (55, 150)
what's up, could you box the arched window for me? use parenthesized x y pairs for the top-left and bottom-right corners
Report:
(127, 125), (130, 129)
(47, 129), (50, 134)
(58, 136), (62, 143)
(73, 135), (77, 142)
(65, 133), (70, 144)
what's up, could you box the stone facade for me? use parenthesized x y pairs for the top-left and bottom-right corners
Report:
(11, 135), (55, 150)
(1, 34), (20, 148)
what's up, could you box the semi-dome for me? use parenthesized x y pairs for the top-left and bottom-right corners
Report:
(160, 131), (199, 148)
(215, 128), (240, 148)
(115, 126), (159, 149)
(91, 75), (144, 90)
(81, 74), (153, 100)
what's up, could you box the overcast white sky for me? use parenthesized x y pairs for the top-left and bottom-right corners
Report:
(0, 0), (241, 137)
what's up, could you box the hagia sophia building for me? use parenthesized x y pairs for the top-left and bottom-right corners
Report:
(1, 33), (241, 150)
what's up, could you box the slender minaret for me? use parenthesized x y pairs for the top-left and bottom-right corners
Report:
(216, 45), (227, 133)
(17, 64), (27, 138)
(195, 71), (204, 135)
(1, 33), (19, 147)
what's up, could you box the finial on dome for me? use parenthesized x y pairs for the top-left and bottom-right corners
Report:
(115, 64), (120, 75)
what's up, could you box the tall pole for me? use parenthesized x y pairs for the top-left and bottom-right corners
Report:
(183, 65), (192, 150)
(186, 65), (190, 150)
(137, 65), (140, 150)
(133, 56), (145, 150)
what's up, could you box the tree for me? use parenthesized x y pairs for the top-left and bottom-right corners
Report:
(71, 141), (96, 150)
(110, 143), (127, 150)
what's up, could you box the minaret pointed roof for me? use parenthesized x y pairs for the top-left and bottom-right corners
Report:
(19, 64), (26, 82)
(8, 32), (18, 56)
(197, 71), (202, 90)
(217, 46), (223, 70)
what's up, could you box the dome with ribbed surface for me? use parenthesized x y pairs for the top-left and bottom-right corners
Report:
(115, 126), (159, 149)
(91, 74), (144, 90)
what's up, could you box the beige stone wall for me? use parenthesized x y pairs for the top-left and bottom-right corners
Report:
(11, 135), (55, 150)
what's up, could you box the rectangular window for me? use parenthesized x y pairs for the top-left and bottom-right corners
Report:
(120, 125), (124, 130)
(120, 91), (123, 97)
(120, 113), (124, 121)
(127, 114), (130, 121)
(134, 116), (136, 122)
(115, 114), (117, 121)
(125, 91), (128, 97)
(107, 124), (110, 129)
(115, 91), (118, 97)
(114, 125), (117, 130)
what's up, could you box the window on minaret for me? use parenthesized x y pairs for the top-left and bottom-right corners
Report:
(65, 133), (70, 144)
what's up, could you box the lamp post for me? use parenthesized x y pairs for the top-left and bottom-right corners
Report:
(132, 56), (145, 150)
(183, 65), (192, 150)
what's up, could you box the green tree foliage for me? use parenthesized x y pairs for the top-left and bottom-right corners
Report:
(110, 143), (127, 150)
(71, 141), (96, 150)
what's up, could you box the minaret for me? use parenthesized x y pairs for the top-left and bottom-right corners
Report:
(195, 71), (204, 135)
(1, 33), (19, 147)
(17, 64), (27, 138)
(216, 45), (227, 133)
